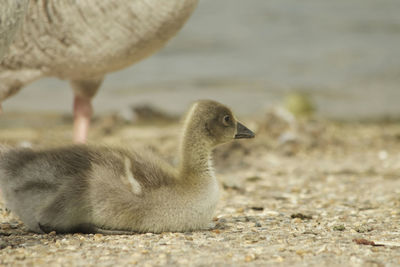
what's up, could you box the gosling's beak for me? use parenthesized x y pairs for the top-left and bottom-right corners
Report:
(234, 122), (255, 139)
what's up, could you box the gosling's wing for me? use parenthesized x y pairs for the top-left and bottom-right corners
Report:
(84, 147), (178, 231)
(87, 146), (177, 192)
(126, 149), (177, 189)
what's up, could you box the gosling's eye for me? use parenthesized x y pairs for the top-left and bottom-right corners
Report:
(222, 115), (231, 126)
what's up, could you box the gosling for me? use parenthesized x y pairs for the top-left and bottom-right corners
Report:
(0, 100), (254, 234)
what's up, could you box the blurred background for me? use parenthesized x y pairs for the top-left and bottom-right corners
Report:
(3, 0), (400, 120)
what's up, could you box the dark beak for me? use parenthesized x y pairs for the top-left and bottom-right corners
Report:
(234, 122), (255, 139)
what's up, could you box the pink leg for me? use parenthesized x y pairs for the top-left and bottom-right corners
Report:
(70, 77), (103, 143)
(73, 95), (93, 143)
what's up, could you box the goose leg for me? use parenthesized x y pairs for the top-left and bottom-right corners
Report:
(70, 78), (103, 143)
(73, 95), (93, 143)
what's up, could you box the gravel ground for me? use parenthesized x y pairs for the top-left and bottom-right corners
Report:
(1, 112), (400, 266)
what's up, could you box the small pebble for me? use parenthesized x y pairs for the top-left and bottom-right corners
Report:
(333, 225), (346, 231)
(244, 254), (256, 262)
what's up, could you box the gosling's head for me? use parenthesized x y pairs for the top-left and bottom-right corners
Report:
(184, 100), (255, 147)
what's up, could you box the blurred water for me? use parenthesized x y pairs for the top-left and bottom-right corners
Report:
(3, 0), (400, 119)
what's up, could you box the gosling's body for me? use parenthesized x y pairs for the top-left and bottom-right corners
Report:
(1, 146), (218, 233)
(0, 100), (254, 234)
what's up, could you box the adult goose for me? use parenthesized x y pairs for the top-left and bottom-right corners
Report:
(0, 0), (198, 143)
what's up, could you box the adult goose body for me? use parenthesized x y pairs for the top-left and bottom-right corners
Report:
(0, 0), (198, 143)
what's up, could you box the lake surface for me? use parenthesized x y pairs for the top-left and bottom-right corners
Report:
(3, 0), (400, 120)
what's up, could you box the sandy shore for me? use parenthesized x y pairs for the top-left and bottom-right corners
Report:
(1, 112), (400, 266)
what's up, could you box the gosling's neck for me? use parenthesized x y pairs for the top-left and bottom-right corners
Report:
(178, 126), (215, 180)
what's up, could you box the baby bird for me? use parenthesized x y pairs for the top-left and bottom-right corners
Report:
(0, 100), (254, 234)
